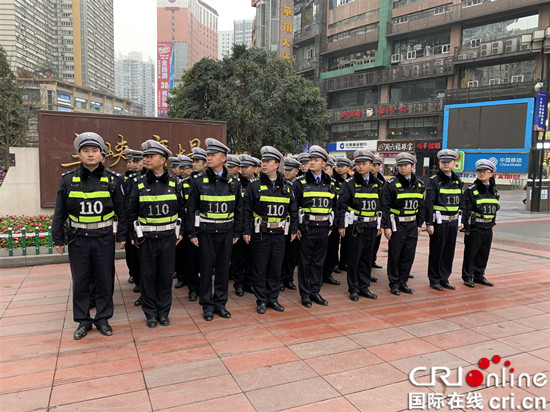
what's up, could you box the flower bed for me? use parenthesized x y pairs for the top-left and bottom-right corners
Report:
(0, 215), (54, 249)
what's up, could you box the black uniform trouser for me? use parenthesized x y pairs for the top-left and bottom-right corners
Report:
(175, 238), (187, 282)
(230, 238), (253, 289)
(346, 225), (376, 294)
(339, 235), (348, 269)
(68, 235), (115, 327)
(281, 235), (299, 284)
(462, 228), (493, 282)
(323, 229), (340, 279)
(184, 240), (200, 293)
(372, 233), (382, 264)
(427, 221), (458, 285)
(298, 225), (330, 300)
(139, 236), (175, 320)
(251, 232), (286, 305)
(125, 241), (141, 284)
(387, 221), (418, 290)
(198, 231), (233, 313)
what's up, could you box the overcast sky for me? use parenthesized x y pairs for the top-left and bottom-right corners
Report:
(114, 0), (256, 60)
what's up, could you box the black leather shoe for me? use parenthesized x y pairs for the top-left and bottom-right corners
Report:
(243, 285), (255, 294)
(97, 324), (113, 336)
(311, 294), (328, 306)
(391, 289), (400, 296)
(338, 264), (347, 271)
(203, 312), (214, 321)
(350, 293), (359, 302)
(408, 275), (414, 278)
(146, 318), (158, 328)
(133, 285), (140, 293)
(188, 291), (198, 301)
(430, 284), (444, 291)
(464, 280), (475, 288)
(257, 302), (267, 314)
(399, 285), (414, 294)
(284, 281), (297, 290)
(159, 317), (170, 326)
(324, 276), (340, 285)
(175, 280), (184, 289)
(441, 282), (456, 290)
(74, 325), (92, 340)
(370, 276), (378, 283)
(269, 302), (285, 312)
(372, 262), (383, 269)
(475, 277), (494, 287)
(359, 290), (378, 300)
(215, 309), (231, 319)
(332, 265), (341, 274)
(134, 298), (141, 306)
(128, 276), (134, 284)
(235, 287), (244, 297)
(280, 283), (285, 291)
(302, 299), (312, 308)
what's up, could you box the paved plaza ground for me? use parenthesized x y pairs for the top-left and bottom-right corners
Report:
(1, 190), (549, 411)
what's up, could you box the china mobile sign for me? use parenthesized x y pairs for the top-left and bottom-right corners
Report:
(157, 42), (173, 118)
(408, 355), (547, 410)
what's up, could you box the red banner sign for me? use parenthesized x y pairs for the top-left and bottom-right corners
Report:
(157, 42), (173, 118)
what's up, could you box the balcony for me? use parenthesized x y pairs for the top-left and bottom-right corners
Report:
(327, 98), (445, 123)
(445, 81), (538, 103)
(387, 0), (546, 37)
(325, 30), (379, 55)
(295, 57), (318, 73)
(294, 24), (322, 47)
(322, 57), (454, 93)
(454, 34), (534, 64)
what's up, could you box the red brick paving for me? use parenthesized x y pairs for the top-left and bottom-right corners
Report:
(1, 216), (549, 411)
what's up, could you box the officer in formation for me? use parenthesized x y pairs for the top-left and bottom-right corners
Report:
(333, 157), (353, 273)
(280, 156), (301, 291)
(226, 155), (241, 178)
(337, 150), (381, 301)
(297, 152), (310, 175)
(371, 155), (385, 271)
(128, 140), (185, 328)
(382, 153), (425, 296)
(243, 146), (298, 314)
(294, 145), (336, 307)
(174, 155), (193, 289)
(425, 149), (464, 291)
(52, 132), (127, 340)
(185, 138), (243, 321)
(178, 154), (193, 179)
(461, 159), (498, 288)
(169, 156), (180, 176)
(322, 156), (341, 286)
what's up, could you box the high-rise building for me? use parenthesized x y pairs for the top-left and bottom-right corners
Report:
(115, 52), (155, 117)
(234, 18), (253, 47)
(0, 0), (115, 94)
(252, 0), (294, 59)
(218, 31), (234, 60)
(157, 0), (218, 117)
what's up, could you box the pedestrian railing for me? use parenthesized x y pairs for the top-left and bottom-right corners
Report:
(0, 226), (62, 257)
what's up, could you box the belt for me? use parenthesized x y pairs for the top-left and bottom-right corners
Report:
(306, 214), (331, 221)
(354, 216), (377, 223)
(474, 217), (493, 223)
(141, 223), (177, 232)
(434, 213), (459, 222)
(199, 217), (234, 224)
(71, 219), (113, 229)
(398, 215), (417, 222)
(261, 221), (285, 229)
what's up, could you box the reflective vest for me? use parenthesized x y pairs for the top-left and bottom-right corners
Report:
(137, 176), (179, 225)
(390, 181), (424, 216)
(199, 176), (236, 220)
(432, 176), (462, 215)
(66, 173), (115, 223)
(299, 178), (336, 215)
(471, 188), (499, 220)
(182, 178), (191, 202)
(348, 180), (381, 217)
(253, 183), (291, 222)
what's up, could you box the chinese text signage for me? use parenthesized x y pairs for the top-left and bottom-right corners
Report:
(157, 42), (173, 118)
(377, 140), (415, 152)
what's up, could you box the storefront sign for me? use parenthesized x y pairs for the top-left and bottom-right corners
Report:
(57, 92), (72, 106)
(461, 153), (529, 173)
(377, 140), (415, 152)
(378, 105), (408, 115)
(327, 140), (377, 152)
(534, 91), (548, 131)
(157, 42), (173, 118)
(416, 141), (442, 150)
(452, 151), (465, 173)
(281, 4), (293, 60)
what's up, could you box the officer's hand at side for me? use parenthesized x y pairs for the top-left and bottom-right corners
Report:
(175, 235), (183, 245)
(384, 228), (392, 240)
(328, 230), (332, 237)
(458, 224), (464, 231)
(339, 228), (346, 237)
(233, 237), (239, 244)
(296, 230), (302, 240)
(377, 228), (383, 236)
(54, 245), (63, 255)
(426, 225), (434, 235)
(117, 241), (126, 249)
(243, 235), (250, 244)
(417, 227), (422, 234)
(290, 234), (297, 242)
(191, 237), (199, 247)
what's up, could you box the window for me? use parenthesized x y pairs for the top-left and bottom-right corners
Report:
(462, 14), (538, 46)
(330, 120), (378, 140)
(459, 60), (535, 87)
(390, 78), (447, 103)
(388, 117), (440, 139)
(328, 87), (379, 109)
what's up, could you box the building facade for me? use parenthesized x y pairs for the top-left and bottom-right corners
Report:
(0, 0), (115, 94)
(294, 0), (550, 179)
(115, 52), (155, 117)
(234, 18), (254, 47)
(252, 0), (295, 59)
(218, 30), (234, 59)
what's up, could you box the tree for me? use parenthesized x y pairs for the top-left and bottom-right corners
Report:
(0, 46), (26, 168)
(168, 45), (329, 155)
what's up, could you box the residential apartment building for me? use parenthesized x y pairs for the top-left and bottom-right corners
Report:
(115, 52), (155, 117)
(293, 0), (550, 177)
(218, 30), (234, 59)
(0, 0), (115, 94)
(234, 18), (254, 47)
(252, 0), (295, 59)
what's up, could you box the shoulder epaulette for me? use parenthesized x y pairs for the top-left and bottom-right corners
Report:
(106, 169), (121, 178)
(249, 177), (259, 183)
(62, 169), (76, 177)
(182, 175), (191, 182)
(468, 183), (476, 190)
(430, 175), (438, 180)
(193, 172), (204, 179)
(345, 177), (353, 183)
(388, 177), (398, 184)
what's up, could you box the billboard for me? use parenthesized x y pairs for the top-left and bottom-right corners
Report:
(157, 42), (173, 118)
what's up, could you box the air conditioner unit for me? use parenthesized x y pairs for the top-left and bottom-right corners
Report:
(422, 64), (430, 75)
(412, 64), (420, 76)
(457, 53), (469, 61)
(441, 44), (450, 53)
(480, 43), (491, 57)
(437, 66), (447, 74)
(435, 59), (444, 67)
(505, 38), (518, 53)
(407, 50), (416, 60)
(470, 51), (478, 59)
(520, 43), (531, 51)
(489, 78), (501, 85)
(470, 38), (481, 48)
(391, 54), (400, 63)
(532, 30), (545, 41)
(467, 80), (479, 88)
(511, 75), (524, 83)
(491, 41), (503, 55)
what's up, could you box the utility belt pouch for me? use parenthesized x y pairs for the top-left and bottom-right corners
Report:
(134, 220), (143, 238)
(390, 214), (397, 232)
(435, 210), (442, 224)
(254, 217), (261, 234)
(113, 215), (118, 234)
(194, 211), (200, 228)
(175, 218), (182, 238)
(284, 216), (290, 236)
(376, 211), (382, 230)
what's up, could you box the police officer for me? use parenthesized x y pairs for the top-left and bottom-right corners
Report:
(128, 140), (185, 328)
(382, 152), (425, 295)
(338, 150), (381, 302)
(461, 159), (498, 288)
(323, 156), (342, 285)
(243, 146), (298, 314)
(175, 155), (193, 290)
(251, 156), (261, 176)
(425, 149), (464, 291)
(192, 147), (208, 174)
(178, 154), (193, 179)
(52, 132), (127, 340)
(297, 152), (310, 175)
(169, 156), (180, 177)
(334, 157), (353, 273)
(294, 145), (336, 307)
(186, 138), (243, 321)
(371, 155), (385, 271)
(280, 156), (301, 291)
(226, 155), (241, 178)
